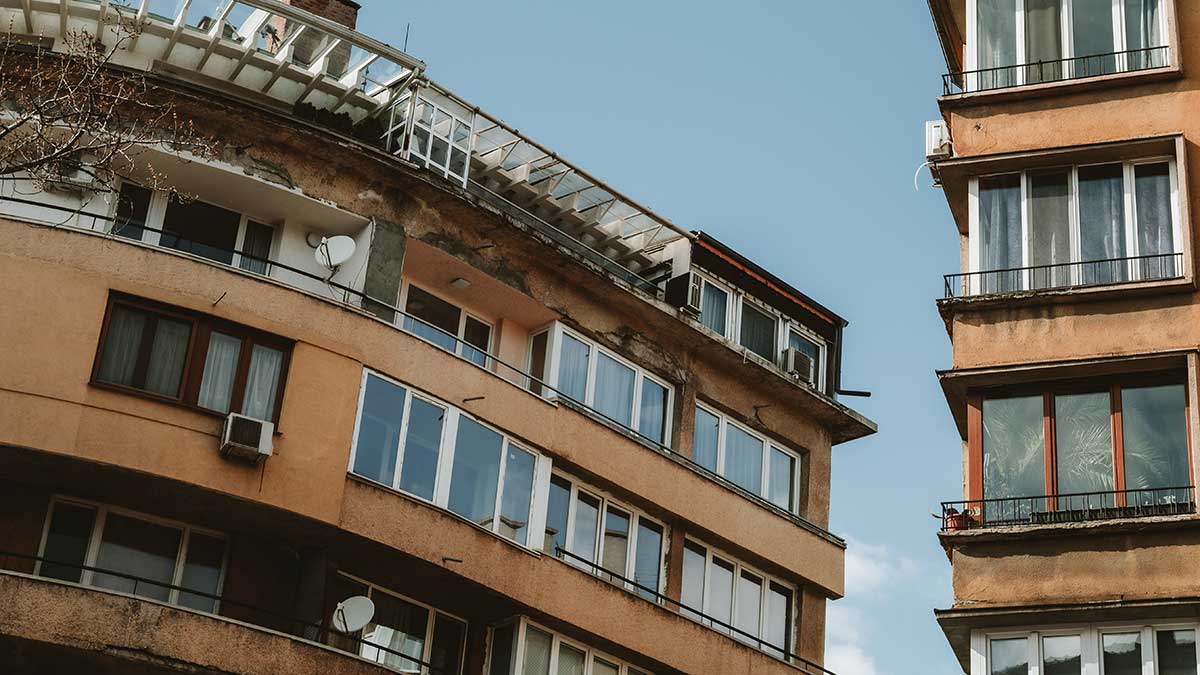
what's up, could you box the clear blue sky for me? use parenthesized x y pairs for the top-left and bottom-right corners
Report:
(358, 1), (963, 672)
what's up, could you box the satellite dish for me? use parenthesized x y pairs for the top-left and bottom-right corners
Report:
(332, 595), (375, 634)
(316, 235), (356, 269)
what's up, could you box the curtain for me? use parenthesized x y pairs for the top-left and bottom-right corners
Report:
(637, 378), (668, 444)
(557, 334), (590, 402)
(1028, 170), (1071, 289)
(692, 407), (720, 472)
(96, 306), (147, 386)
(724, 424), (763, 495)
(555, 645), (585, 675)
(979, 175), (1022, 294)
(144, 319), (190, 397)
(1025, 0), (1064, 83)
(768, 447), (796, 511)
(241, 344), (282, 420)
(977, 0), (1018, 90)
(1072, 0), (1118, 75)
(700, 282), (728, 335)
(198, 332), (242, 413)
(738, 304), (776, 362)
(1054, 392), (1114, 509)
(1125, 0), (1166, 69)
(1078, 164), (1127, 284)
(521, 628), (552, 675)
(1134, 162), (1176, 278)
(92, 514), (181, 602)
(594, 354), (635, 426)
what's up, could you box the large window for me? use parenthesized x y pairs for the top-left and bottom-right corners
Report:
(488, 618), (653, 675)
(324, 573), (467, 675)
(977, 379), (1191, 522)
(528, 323), (674, 446)
(680, 539), (794, 660)
(972, 159), (1181, 294)
(349, 370), (551, 549)
(92, 295), (291, 422)
(975, 623), (1197, 675)
(970, 0), (1168, 91)
(112, 181), (276, 273)
(37, 498), (227, 612)
(542, 473), (666, 601)
(393, 95), (472, 185)
(692, 404), (801, 514)
(401, 284), (492, 367)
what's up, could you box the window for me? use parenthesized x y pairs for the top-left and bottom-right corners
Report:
(37, 499), (227, 612)
(976, 380), (1191, 521)
(349, 370), (551, 549)
(969, 0), (1168, 92)
(92, 295), (291, 422)
(695, 274), (731, 337)
(402, 95), (471, 185)
(402, 284), (493, 367)
(787, 329), (824, 389)
(529, 323), (674, 447)
(487, 618), (653, 675)
(971, 159), (1181, 294)
(679, 539), (794, 660)
(977, 624), (1197, 675)
(325, 573), (466, 675)
(542, 473), (666, 601)
(738, 301), (776, 362)
(692, 404), (802, 514)
(111, 182), (276, 274)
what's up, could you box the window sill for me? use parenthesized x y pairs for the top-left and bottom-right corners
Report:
(938, 63), (1182, 108)
(937, 274), (1195, 317)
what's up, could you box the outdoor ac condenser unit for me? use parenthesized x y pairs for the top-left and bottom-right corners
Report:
(665, 271), (702, 318)
(783, 347), (815, 388)
(925, 120), (952, 160)
(220, 413), (274, 464)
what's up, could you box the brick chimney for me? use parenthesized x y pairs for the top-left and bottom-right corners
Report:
(281, 0), (361, 29)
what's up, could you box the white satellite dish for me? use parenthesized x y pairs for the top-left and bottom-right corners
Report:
(316, 235), (356, 269)
(332, 595), (375, 634)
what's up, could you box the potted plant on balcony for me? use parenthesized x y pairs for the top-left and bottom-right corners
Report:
(943, 507), (974, 531)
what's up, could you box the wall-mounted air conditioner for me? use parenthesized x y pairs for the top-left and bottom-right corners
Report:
(665, 271), (702, 318)
(783, 347), (815, 388)
(925, 120), (952, 160)
(220, 413), (274, 464)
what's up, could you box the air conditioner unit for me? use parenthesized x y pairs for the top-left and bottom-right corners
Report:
(665, 271), (702, 318)
(925, 120), (952, 160)
(220, 413), (274, 464)
(783, 347), (815, 387)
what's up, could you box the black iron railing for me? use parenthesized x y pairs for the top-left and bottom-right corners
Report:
(940, 486), (1196, 531)
(552, 547), (835, 675)
(0, 195), (845, 546)
(943, 252), (1183, 299)
(0, 551), (451, 674)
(943, 45), (1171, 95)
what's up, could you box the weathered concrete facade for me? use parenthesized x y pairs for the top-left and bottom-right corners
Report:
(0, 1), (873, 674)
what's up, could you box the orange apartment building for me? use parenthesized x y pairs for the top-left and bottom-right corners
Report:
(927, 0), (1200, 673)
(0, 1), (876, 674)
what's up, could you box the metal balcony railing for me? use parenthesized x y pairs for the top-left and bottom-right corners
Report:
(943, 252), (1183, 299)
(940, 486), (1196, 531)
(0, 550), (452, 674)
(943, 45), (1171, 95)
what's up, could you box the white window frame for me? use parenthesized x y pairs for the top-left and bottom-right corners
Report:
(547, 471), (668, 600)
(399, 280), (495, 365)
(35, 496), (229, 611)
(968, 156), (1183, 294)
(694, 402), (803, 515)
(347, 369), (553, 550)
(498, 617), (654, 675)
(965, 0), (1172, 91)
(405, 95), (474, 186)
(971, 620), (1200, 675)
(680, 536), (796, 662)
(334, 570), (468, 675)
(536, 322), (675, 446)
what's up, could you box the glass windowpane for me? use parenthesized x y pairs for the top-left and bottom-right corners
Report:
(352, 375), (407, 486)
(1101, 632), (1141, 675)
(1053, 392), (1114, 509)
(768, 447), (796, 512)
(692, 407), (720, 472)
(990, 637), (1029, 675)
(361, 592), (429, 672)
(700, 282), (728, 336)
(725, 424), (764, 495)
(558, 334), (590, 402)
(594, 353), (635, 426)
(92, 513), (182, 603)
(739, 303), (776, 362)
(398, 398), (444, 501)
(1156, 629), (1196, 675)
(1041, 634), (1081, 675)
(178, 533), (225, 612)
(498, 446), (537, 544)
(404, 286), (461, 352)
(40, 502), (97, 583)
(545, 476), (571, 555)
(1122, 384), (1190, 504)
(571, 492), (600, 566)
(633, 520), (663, 601)
(197, 332), (242, 414)
(600, 507), (630, 579)
(447, 417), (504, 528)
(982, 396), (1045, 523)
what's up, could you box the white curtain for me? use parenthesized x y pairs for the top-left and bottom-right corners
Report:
(198, 332), (242, 413)
(979, 175), (1023, 293)
(1028, 170), (1072, 289)
(242, 345), (283, 420)
(1125, 0), (1166, 68)
(637, 379), (667, 443)
(700, 283), (728, 335)
(692, 407), (721, 472)
(977, 0), (1018, 90)
(1078, 164), (1127, 283)
(1025, 0), (1064, 82)
(144, 320), (190, 397)
(557, 335), (590, 402)
(724, 424), (763, 495)
(1134, 162), (1175, 278)
(96, 306), (146, 386)
(594, 354), (635, 426)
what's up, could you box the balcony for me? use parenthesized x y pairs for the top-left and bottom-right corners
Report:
(943, 252), (1184, 299)
(940, 486), (1196, 532)
(943, 45), (1172, 96)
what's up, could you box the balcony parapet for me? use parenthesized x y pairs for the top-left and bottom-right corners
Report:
(943, 252), (1185, 300)
(940, 486), (1196, 533)
(942, 45), (1172, 97)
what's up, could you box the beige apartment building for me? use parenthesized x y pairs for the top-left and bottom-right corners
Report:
(927, 0), (1200, 673)
(0, 1), (875, 674)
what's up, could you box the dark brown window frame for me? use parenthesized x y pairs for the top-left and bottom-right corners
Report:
(967, 373), (1193, 507)
(90, 293), (293, 424)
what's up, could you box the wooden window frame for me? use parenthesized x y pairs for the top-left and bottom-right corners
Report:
(967, 374), (1192, 505)
(90, 293), (293, 424)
